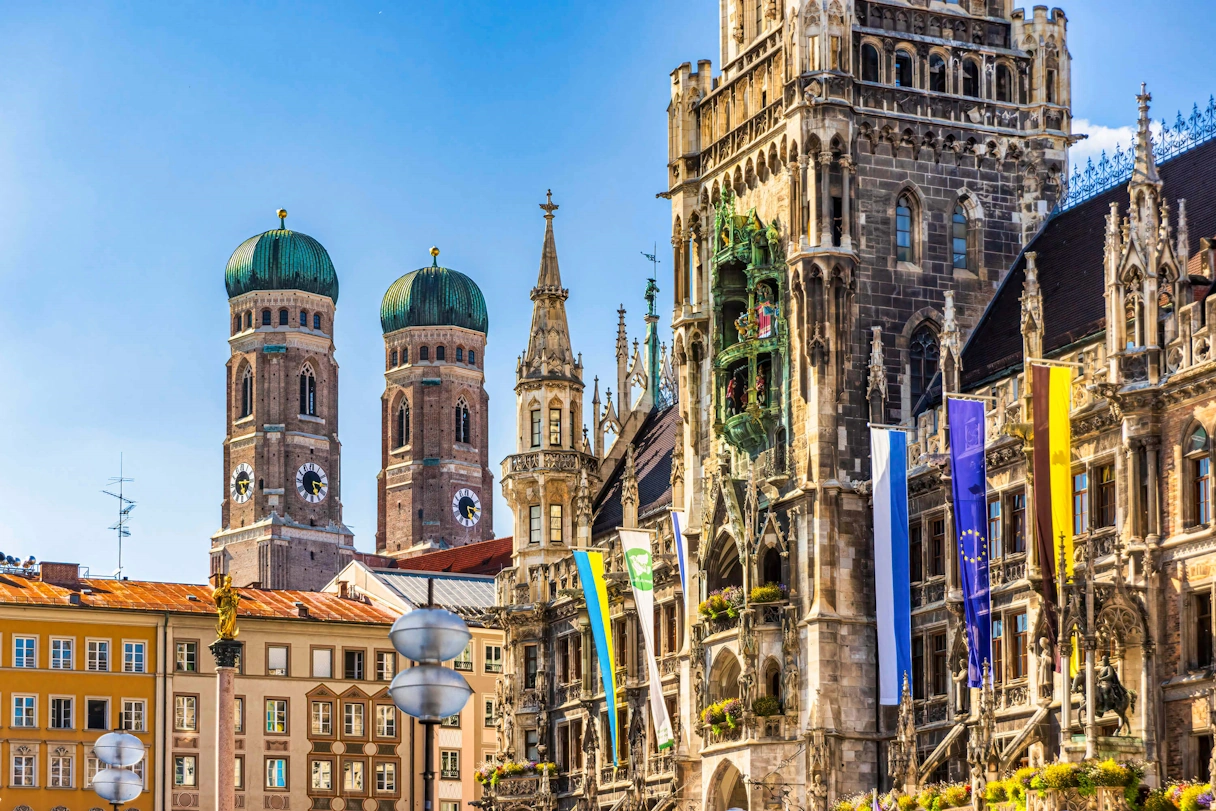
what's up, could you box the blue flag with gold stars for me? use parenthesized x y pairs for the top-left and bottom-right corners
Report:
(948, 397), (992, 688)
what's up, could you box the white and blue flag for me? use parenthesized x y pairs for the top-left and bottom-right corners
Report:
(871, 427), (912, 706)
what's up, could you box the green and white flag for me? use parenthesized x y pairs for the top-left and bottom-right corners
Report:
(620, 528), (674, 750)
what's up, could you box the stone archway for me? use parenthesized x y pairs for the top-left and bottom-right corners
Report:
(707, 759), (750, 811)
(709, 649), (743, 702)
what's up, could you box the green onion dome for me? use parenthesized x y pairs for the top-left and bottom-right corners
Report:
(225, 212), (339, 303)
(380, 248), (489, 335)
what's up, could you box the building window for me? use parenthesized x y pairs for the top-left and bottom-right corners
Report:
(124, 640), (146, 672)
(376, 651), (395, 681)
(453, 643), (473, 671)
(419, 345), (430, 361)
(909, 524), (923, 583)
(312, 759), (333, 789)
(962, 58), (980, 97)
(484, 697), (497, 727)
(485, 644), (503, 673)
(456, 347), (464, 362)
(549, 407), (562, 446)
(530, 409), (542, 447)
(1096, 464), (1116, 528)
(88, 639), (109, 671)
(988, 500), (1003, 559)
(51, 696), (74, 728)
(1012, 612), (1029, 679)
(235, 755), (245, 789)
(240, 366), (253, 418)
(344, 760), (366, 791)
(244, 311), (253, 329)
(11, 753), (35, 786)
(550, 504), (564, 543)
(262, 309), (272, 326)
(314, 313), (322, 330)
(13, 695), (36, 727)
(235, 696), (244, 733)
(300, 310), (308, 327)
(345, 649), (365, 680)
(122, 699), (146, 732)
(909, 325), (937, 402)
(1046, 69), (1057, 104)
(992, 616), (1005, 684)
(300, 366), (317, 416)
(51, 637), (74, 669)
(952, 205), (969, 270)
(455, 399), (472, 444)
(1197, 593), (1214, 669)
(176, 641), (197, 672)
(175, 755), (198, 787)
(344, 702), (366, 736)
(894, 50), (913, 87)
(278, 308), (289, 326)
(861, 43), (880, 82)
(266, 758), (288, 789)
(313, 648), (334, 678)
(376, 705), (397, 737)
(1073, 471), (1090, 535)
(996, 64), (1013, 102)
(930, 633), (948, 695)
(1006, 491), (1027, 554)
(896, 195), (914, 263)
(929, 54), (947, 92)
(268, 644), (289, 676)
(175, 695), (198, 731)
(441, 713), (461, 727)
(912, 636), (925, 700)
(529, 505), (542, 543)
(524, 644), (539, 689)
(468, 349), (476, 365)
(377, 761), (397, 792)
(87, 698), (109, 730)
(441, 750), (460, 779)
(396, 401), (410, 447)
(50, 753), (73, 787)
(929, 518), (945, 577)
(14, 636), (35, 668)
(436, 345), (446, 361)
(1191, 426), (1212, 525)
(389, 348), (397, 368)
(312, 701), (333, 735)
(266, 699), (288, 733)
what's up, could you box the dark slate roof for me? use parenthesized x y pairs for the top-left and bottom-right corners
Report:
(959, 136), (1216, 390)
(390, 537), (513, 576)
(591, 405), (677, 538)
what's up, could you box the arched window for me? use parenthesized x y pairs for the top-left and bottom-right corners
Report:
(962, 59), (980, 97)
(299, 366), (317, 416)
(894, 50), (914, 87)
(279, 309), (289, 326)
(233, 315), (241, 334)
(262, 309), (272, 326)
(1046, 69), (1057, 104)
(909, 325), (939, 402)
(456, 347), (464, 362)
(390, 349), (398, 368)
(402, 347), (409, 364)
(468, 350), (476, 366)
(861, 44), (880, 82)
(952, 204), (969, 269)
(244, 311), (252, 329)
(455, 399), (471, 444)
(419, 346), (430, 361)
(929, 54), (947, 92)
(995, 64), (1013, 102)
(313, 313), (322, 331)
(761, 547), (782, 586)
(395, 401), (410, 448)
(299, 310), (308, 327)
(1190, 426), (1211, 525)
(436, 346), (446, 361)
(240, 366), (253, 418)
(896, 194), (915, 263)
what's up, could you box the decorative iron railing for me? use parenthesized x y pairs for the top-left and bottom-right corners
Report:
(1060, 96), (1216, 210)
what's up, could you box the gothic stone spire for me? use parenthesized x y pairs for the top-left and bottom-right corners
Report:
(521, 190), (579, 380)
(1133, 84), (1162, 187)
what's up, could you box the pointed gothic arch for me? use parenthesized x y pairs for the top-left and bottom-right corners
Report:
(394, 396), (411, 449)
(238, 362), (253, 419)
(298, 362), (317, 417)
(455, 396), (472, 445)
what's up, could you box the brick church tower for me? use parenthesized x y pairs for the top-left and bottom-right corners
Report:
(211, 210), (355, 590)
(375, 247), (494, 557)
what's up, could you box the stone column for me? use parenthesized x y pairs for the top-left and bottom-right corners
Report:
(210, 639), (241, 811)
(839, 156), (854, 249)
(819, 149), (834, 247)
(1146, 439), (1161, 543)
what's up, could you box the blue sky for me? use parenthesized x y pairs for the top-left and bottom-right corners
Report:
(0, 1), (1212, 583)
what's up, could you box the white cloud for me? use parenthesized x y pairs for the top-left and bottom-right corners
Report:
(1070, 119), (1137, 173)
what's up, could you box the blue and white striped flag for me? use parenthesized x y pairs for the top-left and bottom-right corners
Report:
(871, 427), (912, 706)
(670, 510), (690, 625)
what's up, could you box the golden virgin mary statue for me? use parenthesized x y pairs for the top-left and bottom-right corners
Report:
(212, 574), (240, 640)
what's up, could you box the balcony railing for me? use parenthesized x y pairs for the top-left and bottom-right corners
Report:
(441, 769), (460, 779)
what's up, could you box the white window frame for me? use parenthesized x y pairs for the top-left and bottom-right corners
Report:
(175, 640), (198, 672)
(13, 635), (36, 668)
(266, 757), (288, 789)
(485, 644), (503, 673)
(376, 760), (397, 792)
(343, 759), (365, 791)
(121, 698), (147, 732)
(11, 752), (36, 787)
(175, 695), (198, 731)
(311, 759), (333, 790)
(311, 701), (333, 736)
(12, 694), (37, 727)
(49, 751), (74, 787)
(440, 749), (460, 779)
(85, 754), (102, 787)
(267, 644), (289, 676)
(376, 704), (396, 737)
(50, 636), (75, 670)
(123, 639), (146, 673)
(87, 638), (111, 671)
(266, 699), (288, 734)
(50, 694), (74, 729)
(175, 754), (198, 787)
(344, 702), (365, 736)
(85, 695), (111, 731)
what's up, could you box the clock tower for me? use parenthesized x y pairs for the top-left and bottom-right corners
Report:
(210, 210), (355, 590)
(376, 247), (494, 557)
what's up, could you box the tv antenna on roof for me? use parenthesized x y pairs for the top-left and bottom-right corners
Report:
(102, 453), (135, 580)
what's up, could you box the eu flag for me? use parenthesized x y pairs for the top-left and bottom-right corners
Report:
(948, 398), (992, 687)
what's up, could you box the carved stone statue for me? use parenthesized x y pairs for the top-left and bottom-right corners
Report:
(809, 772), (828, 811)
(952, 655), (969, 715)
(212, 574), (240, 640)
(739, 668), (755, 711)
(1037, 637), (1055, 700)
(782, 651), (800, 714)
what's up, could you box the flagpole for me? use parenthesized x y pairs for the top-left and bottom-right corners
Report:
(1025, 357), (1084, 368)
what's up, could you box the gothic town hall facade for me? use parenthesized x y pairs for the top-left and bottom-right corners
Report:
(485, 2), (1216, 811)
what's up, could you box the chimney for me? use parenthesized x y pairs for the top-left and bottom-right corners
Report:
(337, 581), (349, 600)
(294, 601), (310, 619)
(39, 562), (81, 588)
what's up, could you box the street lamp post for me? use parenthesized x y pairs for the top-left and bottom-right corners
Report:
(388, 580), (474, 811)
(91, 731), (146, 811)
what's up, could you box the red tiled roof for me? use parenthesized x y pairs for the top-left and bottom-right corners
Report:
(387, 537), (513, 576)
(0, 575), (397, 624)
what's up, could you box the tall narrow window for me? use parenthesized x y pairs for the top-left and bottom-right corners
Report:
(550, 504), (563, 543)
(549, 407), (562, 446)
(262, 309), (272, 326)
(931, 633), (948, 695)
(279, 309), (289, 326)
(300, 366), (317, 416)
(962, 59), (980, 97)
(455, 400), (471, 444)
(988, 500), (1003, 559)
(1046, 69), (1057, 104)
(419, 346), (430, 361)
(952, 205), (969, 270)
(909, 525), (923, 582)
(1191, 426), (1212, 525)
(1012, 612), (1029, 679)
(1096, 464), (1116, 528)
(912, 637), (925, 700)
(240, 367), (253, 418)
(390, 349), (398, 367)
(530, 409), (542, 448)
(896, 195), (914, 263)
(468, 350), (475, 365)
(529, 505), (542, 543)
(1007, 491), (1027, 554)
(929, 518), (945, 577)
(233, 315), (242, 334)
(244, 311), (252, 329)
(1197, 592), (1214, 669)
(992, 616), (1005, 684)
(313, 313), (322, 331)
(300, 310), (308, 327)
(396, 401), (410, 448)
(436, 345), (446, 361)
(456, 347), (464, 362)
(995, 64), (1012, 102)
(909, 325), (938, 402)
(929, 54), (947, 92)
(861, 43), (880, 82)
(1073, 471), (1090, 536)
(894, 50), (913, 87)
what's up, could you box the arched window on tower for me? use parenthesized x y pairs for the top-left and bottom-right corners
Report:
(909, 325), (939, 402)
(419, 346), (430, 361)
(861, 44), (880, 82)
(995, 64), (1013, 102)
(244, 311), (252, 330)
(233, 315), (241, 334)
(390, 349), (398, 368)
(468, 350), (476, 366)
(929, 54), (947, 92)
(896, 194), (915, 263)
(894, 50), (914, 87)
(962, 59), (980, 97)
(396, 400), (410, 448)
(455, 399), (471, 445)
(754, 0), (763, 37)
(240, 366), (253, 419)
(262, 309), (271, 326)
(300, 310), (308, 327)
(279, 309), (289, 326)
(952, 204), (970, 270)
(313, 313), (322, 331)
(436, 345), (446, 361)
(299, 366), (317, 417)
(1189, 425), (1212, 526)
(456, 347), (464, 362)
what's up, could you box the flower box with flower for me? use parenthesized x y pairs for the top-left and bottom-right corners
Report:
(698, 586), (744, 630)
(749, 582), (788, 603)
(700, 698), (743, 736)
(474, 760), (558, 789)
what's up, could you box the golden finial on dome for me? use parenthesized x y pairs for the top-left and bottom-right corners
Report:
(277, 208), (288, 229)
(430, 246), (440, 266)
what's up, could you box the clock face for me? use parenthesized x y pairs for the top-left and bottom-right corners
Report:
(230, 464), (254, 503)
(452, 488), (481, 528)
(295, 462), (329, 503)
